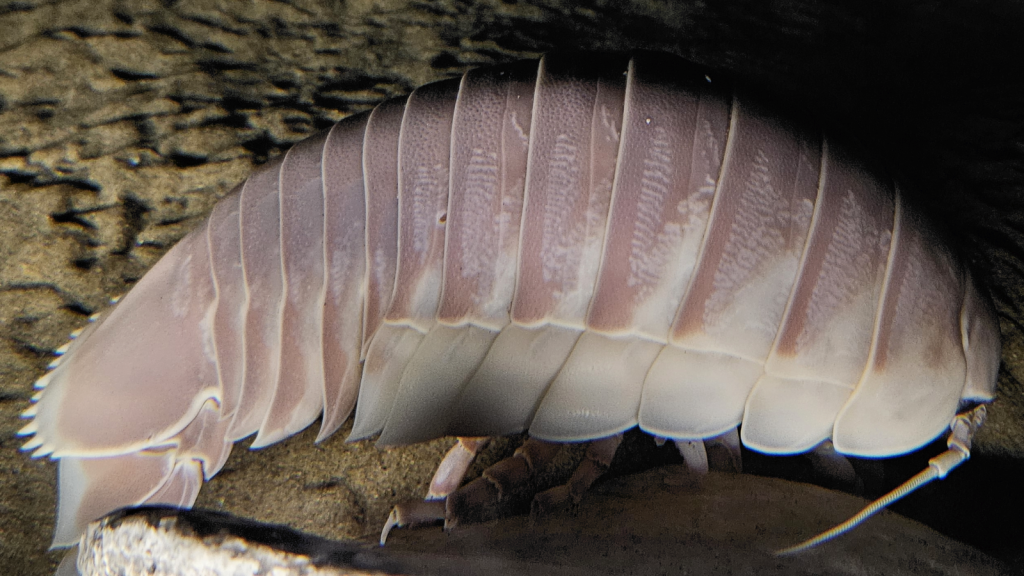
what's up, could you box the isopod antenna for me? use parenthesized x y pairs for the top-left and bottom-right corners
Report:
(775, 404), (986, 555)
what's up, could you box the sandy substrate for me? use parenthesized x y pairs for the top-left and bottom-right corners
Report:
(2, 1), (1024, 574)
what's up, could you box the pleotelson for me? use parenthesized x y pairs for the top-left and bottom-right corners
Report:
(23, 52), (1000, 547)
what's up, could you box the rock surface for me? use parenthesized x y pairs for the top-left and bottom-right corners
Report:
(79, 468), (1010, 576)
(2, 1), (1024, 574)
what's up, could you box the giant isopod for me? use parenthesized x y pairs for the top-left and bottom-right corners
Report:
(18, 52), (1000, 561)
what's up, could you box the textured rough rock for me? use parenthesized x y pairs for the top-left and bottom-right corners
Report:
(2, 1), (1024, 574)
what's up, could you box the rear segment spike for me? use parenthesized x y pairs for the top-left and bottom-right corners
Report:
(34, 372), (54, 389)
(18, 420), (38, 436)
(776, 405), (985, 556)
(20, 435), (43, 451)
(31, 443), (55, 459)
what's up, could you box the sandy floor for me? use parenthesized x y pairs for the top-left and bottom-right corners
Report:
(2, 1), (1024, 574)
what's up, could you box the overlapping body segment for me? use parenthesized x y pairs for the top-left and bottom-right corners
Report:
(19, 52), (999, 552)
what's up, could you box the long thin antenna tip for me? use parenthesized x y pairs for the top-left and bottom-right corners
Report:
(774, 464), (942, 556)
(775, 405), (985, 556)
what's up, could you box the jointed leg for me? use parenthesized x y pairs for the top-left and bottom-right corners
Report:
(382, 433), (624, 543)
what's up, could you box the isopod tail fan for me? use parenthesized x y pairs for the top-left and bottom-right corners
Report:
(17, 224), (230, 547)
(20, 117), (372, 552)
(49, 396), (234, 547)
(21, 225), (221, 460)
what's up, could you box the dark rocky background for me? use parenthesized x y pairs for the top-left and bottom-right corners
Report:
(1, 0), (1023, 574)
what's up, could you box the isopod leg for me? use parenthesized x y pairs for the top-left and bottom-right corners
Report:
(381, 434), (627, 544)
(708, 427), (743, 473)
(807, 439), (861, 492)
(380, 437), (561, 544)
(445, 434), (624, 527)
(443, 436), (564, 529)
(673, 439), (709, 475)
(379, 436), (491, 545)
(661, 428), (743, 475)
(380, 500), (445, 545)
(529, 434), (622, 518)
(426, 437), (491, 500)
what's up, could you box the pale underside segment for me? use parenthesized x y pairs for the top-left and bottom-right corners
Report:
(638, 90), (822, 441)
(372, 77), (467, 445)
(832, 201), (968, 456)
(741, 143), (897, 454)
(499, 54), (635, 441)
(352, 59), (538, 443)
(352, 76), (463, 443)
(354, 54), (976, 453)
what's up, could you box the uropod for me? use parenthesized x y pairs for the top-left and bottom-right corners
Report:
(19, 52), (999, 564)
